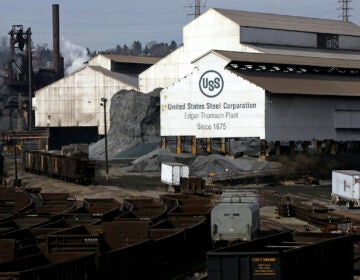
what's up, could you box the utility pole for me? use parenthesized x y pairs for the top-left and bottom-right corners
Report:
(27, 28), (32, 131)
(100, 98), (109, 181)
(338, 0), (352, 22)
(195, 0), (201, 18)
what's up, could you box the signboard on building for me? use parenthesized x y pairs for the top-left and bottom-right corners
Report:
(160, 67), (265, 138)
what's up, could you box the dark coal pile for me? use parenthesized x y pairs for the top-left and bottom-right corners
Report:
(90, 89), (161, 159)
(229, 138), (260, 157)
(125, 148), (279, 180)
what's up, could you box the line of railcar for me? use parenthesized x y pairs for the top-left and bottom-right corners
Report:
(0, 187), (357, 279)
(23, 150), (96, 185)
(0, 191), (213, 279)
(207, 231), (356, 280)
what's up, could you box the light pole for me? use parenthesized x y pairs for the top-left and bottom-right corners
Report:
(27, 28), (32, 131)
(100, 97), (109, 181)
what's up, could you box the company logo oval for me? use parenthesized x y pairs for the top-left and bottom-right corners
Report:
(199, 70), (224, 98)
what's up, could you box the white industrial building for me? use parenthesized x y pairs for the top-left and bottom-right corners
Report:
(33, 54), (158, 148)
(140, 8), (360, 93)
(33, 8), (360, 154)
(147, 8), (360, 155)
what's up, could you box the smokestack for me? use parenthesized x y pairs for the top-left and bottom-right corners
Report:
(52, 4), (62, 77)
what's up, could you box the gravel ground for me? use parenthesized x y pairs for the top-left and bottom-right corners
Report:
(4, 155), (167, 203)
(3, 153), (337, 210)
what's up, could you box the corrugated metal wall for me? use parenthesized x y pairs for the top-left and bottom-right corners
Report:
(88, 55), (111, 70)
(265, 94), (360, 141)
(139, 9), (257, 93)
(240, 27), (316, 48)
(34, 67), (136, 135)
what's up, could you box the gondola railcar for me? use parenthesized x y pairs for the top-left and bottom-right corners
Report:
(24, 151), (95, 185)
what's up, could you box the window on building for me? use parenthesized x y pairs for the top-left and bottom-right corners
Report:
(317, 33), (339, 49)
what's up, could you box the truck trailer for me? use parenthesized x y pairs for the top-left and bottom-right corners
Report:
(161, 162), (189, 192)
(331, 170), (360, 209)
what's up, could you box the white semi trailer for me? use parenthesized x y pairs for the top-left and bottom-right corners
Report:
(161, 162), (189, 192)
(331, 170), (360, 209)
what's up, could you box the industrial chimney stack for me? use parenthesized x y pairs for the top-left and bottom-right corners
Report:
(52, 4), (64, 78)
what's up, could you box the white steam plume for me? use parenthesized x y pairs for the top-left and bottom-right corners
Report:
(60, 38), (90, 75)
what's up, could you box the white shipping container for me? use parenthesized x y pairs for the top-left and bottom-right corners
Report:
(161, 162), (189, 186)
(331, 170), (360, 208)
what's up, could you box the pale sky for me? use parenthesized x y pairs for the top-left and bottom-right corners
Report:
(0, 0), (358, 52)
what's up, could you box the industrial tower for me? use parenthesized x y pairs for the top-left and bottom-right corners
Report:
(338, 0), (352, 21)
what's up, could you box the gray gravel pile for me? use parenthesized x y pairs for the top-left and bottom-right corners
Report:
(125, 148), (279, 179)
(126, 148), (196, 173)
(189, 154), (277, 179)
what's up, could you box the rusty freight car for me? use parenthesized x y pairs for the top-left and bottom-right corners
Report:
(207, 231), (355, 280)
(24, 151), (95, 185)
(0, 188), (213, 279)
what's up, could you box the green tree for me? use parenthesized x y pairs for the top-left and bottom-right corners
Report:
(131, 41), (142, 56)
(169, 40), (177, 50)
(115, 44), (122, 54)
(143, 45), (150, 56)
(122, 44), (129, 55)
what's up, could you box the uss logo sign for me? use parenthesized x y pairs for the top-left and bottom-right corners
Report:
(199, 70), (224, 98)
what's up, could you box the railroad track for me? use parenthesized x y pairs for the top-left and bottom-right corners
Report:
(261, 216), (299, 232)
(276, 193), (360, 232)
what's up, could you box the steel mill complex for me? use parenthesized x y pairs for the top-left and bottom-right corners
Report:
(32, 8), (360, 156)
(2, 4), (360, 280)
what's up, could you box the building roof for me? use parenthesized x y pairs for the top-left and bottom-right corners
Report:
(35, 65), (139, 94)
(102, 54), (160, 65)
(213, 8), (360, 36)
(212, 50), (360, 69)
(90, 66), (138, 87)
(212, 50), (360, 96)
(233, 71), (360, 96)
